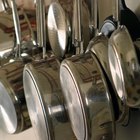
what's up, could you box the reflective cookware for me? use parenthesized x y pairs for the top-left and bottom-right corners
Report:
(47, 0), (90, 57)
(0, 60), (31, 134)
(47, 1), (72, 58)
(108, 25), (140, 108)
(23, 57), (75, 140)
(60, 52), (115, 140)
(88, 34), (129, 125)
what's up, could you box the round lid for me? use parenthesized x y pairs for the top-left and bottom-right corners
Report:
(47, 2), (70, 58)
(60, 53), (115, 140)
(23, 64), (51, 140)
(109, 25), (140, 107)
(60, 61), (88, 140)
(109, 43), (125, 101)
(0, 78), (17, 134)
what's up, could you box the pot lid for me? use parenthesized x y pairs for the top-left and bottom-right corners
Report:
(47, 2), (71, 58)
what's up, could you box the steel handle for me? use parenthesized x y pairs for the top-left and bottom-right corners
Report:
(10, 0), (21, 57)
(72, 0), (83, 54)
(36, 0), (46, 58)
(113, 0), (120, 25)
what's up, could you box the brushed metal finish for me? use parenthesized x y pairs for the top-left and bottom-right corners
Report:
(109, 25), (140, 108)
(60, 52), (115, 140)
(23, 58), (75, 140)
(0, 79), (17, 134)
(47, 2), (71, 58)
(0, 61), (31, 134)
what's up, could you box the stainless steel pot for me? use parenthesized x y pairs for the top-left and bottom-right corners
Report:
(108, 25), (140, 108)
(0, 60), (31, 134)
(60, 52), (115, 140)
(23, 57), (75, 140)
(88, 34), (129, 125)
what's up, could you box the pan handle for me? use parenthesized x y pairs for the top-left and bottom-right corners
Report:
(72, 0), (83, 54)
(35, 0), (46, 58)
(113, 0), (120, 26)
(90, 0), (98, 36)
(10, 0), (22, 58)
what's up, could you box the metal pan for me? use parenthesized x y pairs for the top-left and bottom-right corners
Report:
(60, 52), (115, 140)
(23, 57), (75, 140)
(108, 25), (140, 108)
(0, 48), (50, 134)
(88, 34), (129, 125)
(0, 60), (31, 134)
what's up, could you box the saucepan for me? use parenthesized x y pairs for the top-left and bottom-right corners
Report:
(108, 25), (140, 108)
(0, 0), (41, 134)
(60, 52), (115, 140)
(0, 60), (32, 134)
(86, 0), (129, 125)
(23, 57), (76, 140)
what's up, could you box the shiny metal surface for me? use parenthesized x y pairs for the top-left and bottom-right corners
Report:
(47, 0), (91, 57)
(72, 0), (90, 53)
(0, 7), (36, 65)
(36, 0), (46, 49)
(23, 57), (75, 140)
(88, 34), (129, 125)
(10, 0), (22, 57)
(35, 0), (47, 59)
(47, 1), (71, 58)
(89, 35), (110, 78)
(109, 25), (140, 108)
(60, 52), (115, 140)
(86, 0), (98, 36)
(0, 61), (31, 134)
(72, 0), (83, 53)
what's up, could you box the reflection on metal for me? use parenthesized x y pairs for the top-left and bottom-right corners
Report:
(0, 61), (31, 134)
(89, 34), (129, 125)
(47, 2), (71, 58)
(60, 53), (115, 140)
(109, 26), (140, 108)
(23, 57), (75, 140)
(1, 0), (140, 140)
(10, 0), (22, 58)
(0, 7), (36, 65)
